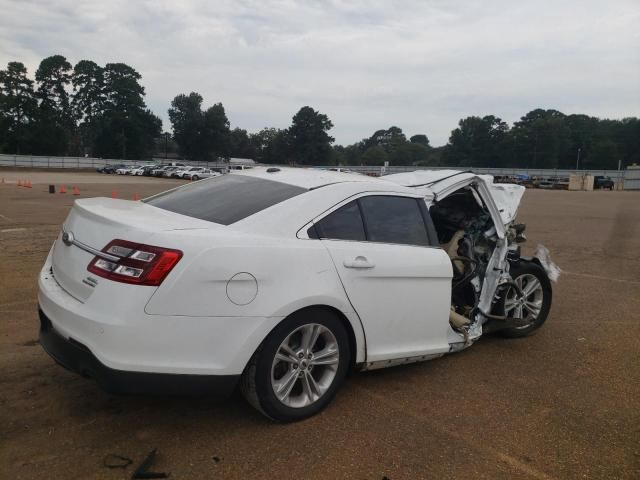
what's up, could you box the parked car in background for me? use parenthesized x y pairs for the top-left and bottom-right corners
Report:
(99, 164), (127, 174)
(39, 167), (556, 422)
(171, 166), (192, 178)
(152, 165), (169, 177)
(594, 175), (614, 190)
(175, 166), (206, 179)
(536, 177), (559, 189)
(115, 166), (133, 175)
(141, 165), (158, 176)
(162, 166), (182, 177)
(187, 168), (220, 181)
(130, 165), (154, 176)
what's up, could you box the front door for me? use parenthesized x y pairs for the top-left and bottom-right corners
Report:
(312, 195), (453, 362)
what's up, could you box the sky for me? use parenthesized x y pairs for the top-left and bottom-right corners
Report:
(1, 0), (639, 146)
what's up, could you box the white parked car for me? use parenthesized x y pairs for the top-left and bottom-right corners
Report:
(38, 167), (556, 422)
(187, 168), (220, 181)
(162, 166), (181, 177)
(115, 166), (133, 175)
(175, 166), (204, 179)
(131, 165), (156, 176)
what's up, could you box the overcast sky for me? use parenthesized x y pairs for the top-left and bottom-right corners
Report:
(1, 0), (638, 145)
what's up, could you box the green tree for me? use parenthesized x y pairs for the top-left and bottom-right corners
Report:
(202, 102), (230, 160)
(361, 145), (388, 165)
(36, 55), (73, 120)
(364, 126), (406, 151)
(32, 55), (74, 155)
(250, 127), (290, 164)
(103, 63), (145, 113)
(444, 115), (510, 167)
(410, 134), (430, 147)
(0, 61), (37, 153)
(168, 92), (205, 160)
(229, 127), (256, 158)
(168, 93), (230, 161)
(511, 109), (570, 168)
(93, 63), (160, 159)
(72, 60), (105, 156)
(72, 60), (105, 122)
(288, 106), (334, 164)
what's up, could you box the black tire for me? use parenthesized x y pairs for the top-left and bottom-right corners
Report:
(191, 175), (199, 181)
(498, 261), (552, 338)
(240, 309), (351, 422)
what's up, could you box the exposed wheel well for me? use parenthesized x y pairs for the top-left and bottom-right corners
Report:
(279, 305), (358, 368)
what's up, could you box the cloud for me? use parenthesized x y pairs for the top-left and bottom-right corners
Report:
(1, 0), (638, 145)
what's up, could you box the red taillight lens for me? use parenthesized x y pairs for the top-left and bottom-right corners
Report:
(87, 239), (182, 286)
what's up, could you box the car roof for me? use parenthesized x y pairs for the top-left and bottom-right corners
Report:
(232, 166), (396, 190)
(383, 169), (473, 187)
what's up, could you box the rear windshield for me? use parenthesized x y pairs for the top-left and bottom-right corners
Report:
(145, 174), (306, 225)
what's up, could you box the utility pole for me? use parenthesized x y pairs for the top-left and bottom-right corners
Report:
(576, 148), (581, 170)
(164, 133), (169, 159)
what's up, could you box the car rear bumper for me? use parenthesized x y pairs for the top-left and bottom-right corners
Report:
(38, 248), (281, 381)
(38, 308), (240, 396)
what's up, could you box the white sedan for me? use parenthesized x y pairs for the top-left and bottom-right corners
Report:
(115, 166), (133, 175)
(38, 167), (555, 422)
(175, 166), (206, 179)
(187, 168), (221, 181)
(131, 165), (156, 176)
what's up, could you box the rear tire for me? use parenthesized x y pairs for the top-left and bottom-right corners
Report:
(191, 175), (199, 181)
(498, 261), (552, 338)
(241, 309), (350, 422)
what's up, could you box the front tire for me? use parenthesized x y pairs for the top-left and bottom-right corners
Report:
(241, 309), (350, 422)
(191, 175), (199, 181)
(498, 261), (552, 337)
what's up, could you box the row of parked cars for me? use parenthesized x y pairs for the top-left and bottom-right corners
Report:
(493, 174), (615, 190)
(96, 163), (222, 181)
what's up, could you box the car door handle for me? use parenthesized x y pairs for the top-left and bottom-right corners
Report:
(343, 256), (375, 269)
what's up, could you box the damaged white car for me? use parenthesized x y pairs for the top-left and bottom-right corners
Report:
(38, 167), (557, 422)
(384, 170), (559, 344)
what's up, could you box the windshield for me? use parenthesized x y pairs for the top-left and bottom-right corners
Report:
(145, 174), (306, 225)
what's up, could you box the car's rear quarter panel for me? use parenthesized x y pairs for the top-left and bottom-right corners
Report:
(144, 229), (366, 365)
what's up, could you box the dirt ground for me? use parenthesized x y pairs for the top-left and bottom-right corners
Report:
(1, 170), (639, 480)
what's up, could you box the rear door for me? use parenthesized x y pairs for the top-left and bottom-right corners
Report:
(313, 195), (453, 362)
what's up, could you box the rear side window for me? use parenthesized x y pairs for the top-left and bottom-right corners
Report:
(313, 201), (365, 241)
(312, 195), (433, 246)
(359, 196), (430, 246)
(145, 175), (305, 225)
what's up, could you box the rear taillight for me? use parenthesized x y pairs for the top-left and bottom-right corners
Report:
(87, 239), (182, 286)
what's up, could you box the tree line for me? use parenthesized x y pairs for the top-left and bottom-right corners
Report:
(0, 56), (161, 159)
(1, 56), (638, 169)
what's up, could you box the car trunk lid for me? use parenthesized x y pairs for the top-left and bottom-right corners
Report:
(52, 198), (213, 302)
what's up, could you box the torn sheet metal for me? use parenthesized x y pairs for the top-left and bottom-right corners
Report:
(488, 183), (526, 225)
(534, 244), (561, 282)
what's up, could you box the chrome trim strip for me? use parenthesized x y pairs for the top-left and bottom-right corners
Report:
(73, 238), (120, 262)
(62, 228), (120, 262)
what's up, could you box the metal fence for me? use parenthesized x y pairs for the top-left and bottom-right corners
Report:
(0, 153), (635, 188)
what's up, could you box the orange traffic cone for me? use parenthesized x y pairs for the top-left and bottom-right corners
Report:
(26, 180), (32, 188)
(59, 184), (66, 194)
(111, 190), (118, 199)
(17, 179), (22, 187)
(132, 192), (140, 201)
(72, 186), (80, 196)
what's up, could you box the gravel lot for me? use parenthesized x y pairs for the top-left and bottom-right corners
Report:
(1, 170), (639, 479)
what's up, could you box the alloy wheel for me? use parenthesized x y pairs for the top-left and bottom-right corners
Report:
(270, 323), (340, 408)
(504, 273), (544, 328)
